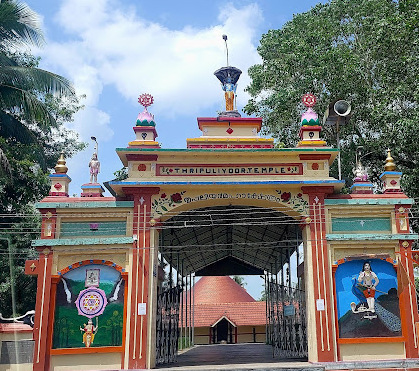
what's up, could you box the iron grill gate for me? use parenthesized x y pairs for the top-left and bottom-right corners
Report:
(267, 281), (307, 358)
(156, 286), (182, 365)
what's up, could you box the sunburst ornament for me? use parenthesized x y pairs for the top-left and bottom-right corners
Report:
(302, 93), (316, 107)
(138, 93), (154, 108)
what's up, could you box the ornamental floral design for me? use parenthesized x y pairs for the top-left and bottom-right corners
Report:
(152, 190), (308, 216)
(275, 190), (308, 214)
(152, 191), (186, 214)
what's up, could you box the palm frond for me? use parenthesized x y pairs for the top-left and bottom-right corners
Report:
(0, 65), (75, 96)
(0, 109), (39, 143)
(0, 0), (44, 48)
(0, 84), (58, 130)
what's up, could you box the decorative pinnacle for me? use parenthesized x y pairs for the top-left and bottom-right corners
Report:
(302, 93), (316, 108)
(54, 152), (68, 174)
(384, 148), (396, 171)
(138, 93), (154, 109)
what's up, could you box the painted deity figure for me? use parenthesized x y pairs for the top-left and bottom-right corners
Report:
(352, 262), (379, 313)
(80, 318), (98, 347)
(89, 153), (100, 183)
(222, 76), (237, 111)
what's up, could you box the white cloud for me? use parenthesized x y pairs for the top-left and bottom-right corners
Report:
(36, 0), (263, 143)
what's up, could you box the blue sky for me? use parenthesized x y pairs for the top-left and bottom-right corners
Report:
(27, 0), (325, 299)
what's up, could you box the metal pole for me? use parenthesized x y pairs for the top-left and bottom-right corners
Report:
(192, 274), (195, 346)
(180, 261), (184, 349)
(189, 273), (191, 347)
(337, 117), (342, 180)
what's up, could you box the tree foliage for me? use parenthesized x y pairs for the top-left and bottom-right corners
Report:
(0, 1), (85, 316)
(245, 0), (418, 220)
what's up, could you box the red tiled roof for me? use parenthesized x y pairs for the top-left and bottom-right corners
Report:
(186, 301), (266, 327)
(180, 276), (266, 327)
(184, 276), (256, 304)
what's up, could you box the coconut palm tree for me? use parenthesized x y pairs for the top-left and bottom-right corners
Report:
(0, 0), (76, 173)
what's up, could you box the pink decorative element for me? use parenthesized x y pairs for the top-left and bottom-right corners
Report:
(138, 164), (146, 171)
(312, 163), (319, 170)
(138, 93), (154, 108)
(137, 110), (154, 122)
(89, 223), (99, 230)
(301, 107), (318, 123)
(390, 179), (398, 186)
(76, 287), (108, 318)
(302, 93), (316, 107)
(54, 183), (62, 190)
(226, 127), (234, 134)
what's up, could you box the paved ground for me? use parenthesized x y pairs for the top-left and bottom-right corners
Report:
(155, 343), (321, 371)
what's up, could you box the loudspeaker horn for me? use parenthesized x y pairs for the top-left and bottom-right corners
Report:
(333, 100), (351, 117)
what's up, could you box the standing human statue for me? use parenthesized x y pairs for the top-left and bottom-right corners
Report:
(89, 138), (100, 183)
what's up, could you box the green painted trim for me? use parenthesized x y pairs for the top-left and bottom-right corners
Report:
(325, 198), (414, 206)
(60, 221), (127, 237)
(35, 201), (134, 209)
(331, 217), (391, 233)
(32, 236), (133, 247)
(115, 147), (340, 153)
(326, 233), (418, 241)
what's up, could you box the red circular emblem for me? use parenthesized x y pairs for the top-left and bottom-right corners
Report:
(302, 93), (317, 107)
(312, 163), (319, 170)
(54, 183), (62, 190)
(390, 180), (398, 186)
(138, 93), (154, 108)
(138, 164), (146, 171)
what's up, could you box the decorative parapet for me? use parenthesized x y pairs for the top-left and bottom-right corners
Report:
(32, 236), (133, 247)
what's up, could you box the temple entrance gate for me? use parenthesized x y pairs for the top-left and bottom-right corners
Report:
(27, 80), (419, 371)
(155, 204), (305, 366)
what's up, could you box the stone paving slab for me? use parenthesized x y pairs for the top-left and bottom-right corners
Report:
(155, 344), (322, 371)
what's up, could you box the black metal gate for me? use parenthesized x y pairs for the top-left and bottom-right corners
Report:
(155, 285), (182, 365)
(267, 280), (307, 358)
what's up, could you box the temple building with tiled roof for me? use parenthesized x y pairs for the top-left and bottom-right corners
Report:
(183, 276), (266, 344)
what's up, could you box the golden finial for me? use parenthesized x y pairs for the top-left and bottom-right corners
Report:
(384, 148), (396, 171)
(54, 152), (68, 174)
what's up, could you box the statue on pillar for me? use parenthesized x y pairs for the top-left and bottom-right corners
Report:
(88, 137), (100, 184)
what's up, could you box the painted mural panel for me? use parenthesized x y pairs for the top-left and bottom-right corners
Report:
(52, 264), (124, 349)
(335, 259), (401, 338)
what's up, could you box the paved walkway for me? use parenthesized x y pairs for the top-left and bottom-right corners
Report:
(155, 343), (320, 371)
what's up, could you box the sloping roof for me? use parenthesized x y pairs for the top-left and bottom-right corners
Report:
(186, 276), (256, 305)
(181, 276), (266, 327)
(190, 301), (266, 327)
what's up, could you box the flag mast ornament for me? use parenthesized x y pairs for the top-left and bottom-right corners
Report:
(214, 35), (242, 117)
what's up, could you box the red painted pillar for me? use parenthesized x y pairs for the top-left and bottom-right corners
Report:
(125, 187), (159, 369)
(302, 186), (336, 362)
(32, 248), (53, 371)
(398, 239), (419, 358)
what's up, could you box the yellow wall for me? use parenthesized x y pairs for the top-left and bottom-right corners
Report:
(237, 325), (265, 343)
(193, 326), (266, 345)
(50, 353), (122, 371)
(339, 342), (405, 361)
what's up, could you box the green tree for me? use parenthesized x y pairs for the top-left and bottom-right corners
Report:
(0, 1), (85, 316)
(245, 0), (418, 224)
(232, 275), (246, 287)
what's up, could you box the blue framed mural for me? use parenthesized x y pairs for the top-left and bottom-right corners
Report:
(335, 259), (401, 338)
(52, 264), (125, 348)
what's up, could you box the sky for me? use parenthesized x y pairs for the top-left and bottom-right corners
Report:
(27, 0), (325, 299)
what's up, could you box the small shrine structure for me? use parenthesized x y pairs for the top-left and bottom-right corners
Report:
(22, 60), (419, 371)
